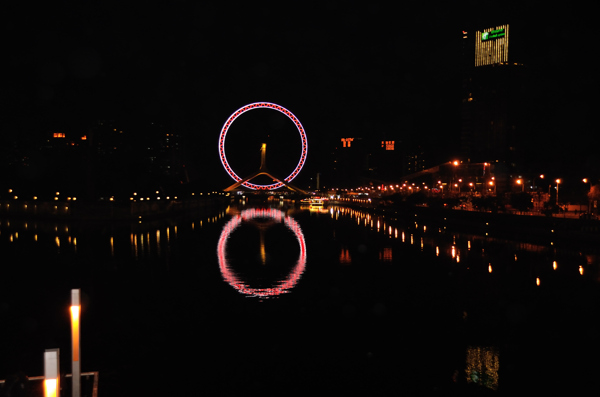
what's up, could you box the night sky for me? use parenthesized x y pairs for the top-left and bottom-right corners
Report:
(2, 1), (597, 189)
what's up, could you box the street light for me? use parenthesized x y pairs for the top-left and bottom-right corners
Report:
(539, 174), (552, 196)
(488, 180), (496, 195)
(516, 178), (524, 192)
(71, 289), (81, 397)
(556, 179), (561, 204)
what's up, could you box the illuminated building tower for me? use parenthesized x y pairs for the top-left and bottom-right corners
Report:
(475, 25), (509, 67)
(362, 134), (403, 183)
(460, 24), (527, 193)
(403, 145), (426, 176)
(331, 136), (368, 188)
(375, 136), (403, 180)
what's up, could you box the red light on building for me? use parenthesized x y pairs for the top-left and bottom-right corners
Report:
(382, 140), (395, 150)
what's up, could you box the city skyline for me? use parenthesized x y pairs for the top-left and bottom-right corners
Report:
(2, 2), (597, 191)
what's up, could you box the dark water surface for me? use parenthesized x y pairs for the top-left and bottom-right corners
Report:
(1, 204), (600, 396)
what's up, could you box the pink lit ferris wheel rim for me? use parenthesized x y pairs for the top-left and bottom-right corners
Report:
(217, 208), (307, 298)
(218, 102), (308, 190)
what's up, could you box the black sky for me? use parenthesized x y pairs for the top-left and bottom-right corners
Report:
(2, 1), (598, 188)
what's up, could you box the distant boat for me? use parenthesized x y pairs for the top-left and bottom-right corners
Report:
(299, 197), (326, 207)
(310, 197), (324, 207)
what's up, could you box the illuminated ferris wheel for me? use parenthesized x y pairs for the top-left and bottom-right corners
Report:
(218, 102), (308, 191)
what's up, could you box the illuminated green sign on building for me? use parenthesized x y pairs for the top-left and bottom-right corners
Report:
(475, 24), (509, 66)
(481, 28), (505, 41)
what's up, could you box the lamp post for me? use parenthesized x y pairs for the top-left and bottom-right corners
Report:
(540, 174), (550, 194)
(488, 178), (496, 196)
(516, 179), (524, 192)
(556, 179), (561, 205)
(71, 289), (81, 397)
(44, 349), (60, 397)
(584, 178), (591, 214)
(452, 160), (459, 194)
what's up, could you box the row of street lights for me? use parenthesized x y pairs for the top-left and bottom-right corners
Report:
(2, 188), (228, 202)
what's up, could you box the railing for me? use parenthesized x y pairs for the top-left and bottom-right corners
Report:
(0, 371), (98, 397)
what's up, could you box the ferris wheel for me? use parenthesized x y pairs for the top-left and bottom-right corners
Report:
(218, 102), (308, 191)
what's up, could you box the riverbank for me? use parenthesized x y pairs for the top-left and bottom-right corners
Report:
(0, 196), (230, 222)
(333, 200), (600, 249)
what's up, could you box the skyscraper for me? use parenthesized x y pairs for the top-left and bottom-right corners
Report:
(475, 25), (509, 67)
(461, 24), (526, 193)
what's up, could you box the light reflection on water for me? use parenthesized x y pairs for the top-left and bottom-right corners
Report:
(2, 205), (600, 394)
(465, 345), (500, 390)
(0, 209), (230, 262)
(325, 206), (600, 393)
(327, 206), (600, 287)
(4, 206), (597, 288)
(217, 207), (306, 298)
(2, 206), (599, 288)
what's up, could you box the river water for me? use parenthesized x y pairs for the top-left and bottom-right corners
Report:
(1, 202), (599, 396)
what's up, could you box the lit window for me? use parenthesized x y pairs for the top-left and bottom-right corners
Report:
(381, 141), (395, 150)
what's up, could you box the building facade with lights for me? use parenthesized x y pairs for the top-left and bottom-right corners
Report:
(474, 25), (509, 67)
(460, 24), (528, 193)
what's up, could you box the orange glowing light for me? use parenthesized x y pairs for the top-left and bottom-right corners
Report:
(339, 248), (351, 264)
(382, 140), (395, 150)
(44, 379), (58, 397)
(70, 305), (80, 361)
(341, 137), (354, 147)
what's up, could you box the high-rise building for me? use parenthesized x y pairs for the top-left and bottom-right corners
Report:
(403, 145), (426, 176)
(460, 24), (527, 192)
(475, 25), (509, 67)
(368, 134), (403, 181)
(330, 136), (368, 188)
